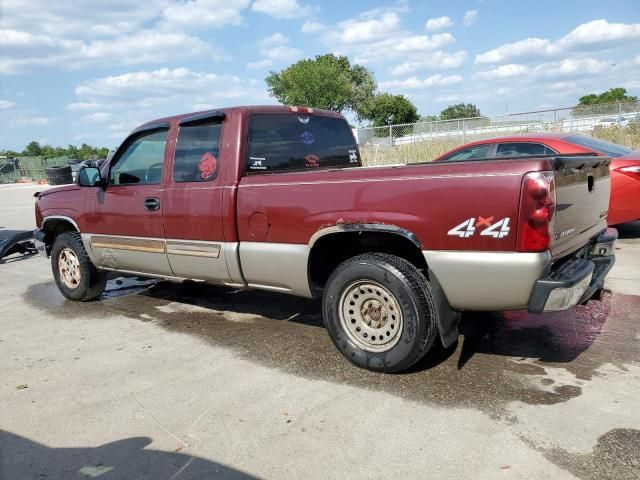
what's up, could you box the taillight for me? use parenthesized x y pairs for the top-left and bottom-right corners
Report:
(517, 171), (556, 252)
(617, 165), (640, 181)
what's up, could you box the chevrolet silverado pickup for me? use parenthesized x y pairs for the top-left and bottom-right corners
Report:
(33, 105), (617, 372)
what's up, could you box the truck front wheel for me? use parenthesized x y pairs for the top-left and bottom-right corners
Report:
(322, 253), (438, 373)
(51, 232), (107, 301)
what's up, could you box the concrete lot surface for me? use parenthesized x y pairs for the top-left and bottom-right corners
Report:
(1, 184), (639, 479)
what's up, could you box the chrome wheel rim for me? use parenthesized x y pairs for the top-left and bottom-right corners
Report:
(338, 280), (403, 352)
(58, 248), (81, 289)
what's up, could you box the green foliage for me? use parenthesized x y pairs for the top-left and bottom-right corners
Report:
(360, 93), (419, 127)
(578, 88), (638, 106)
(265, 54), (376, 116)
(439, 103), (481, 120)
(574, 88), (639, 117)
(0, 141), (109, 160)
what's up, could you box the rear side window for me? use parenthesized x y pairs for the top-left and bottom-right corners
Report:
(440, 144), (492, 162)
(173, 122), (222, 182)
(496, 142), (555, 156)
(565, 135), (633, 158)
(246, 114), (360, 174)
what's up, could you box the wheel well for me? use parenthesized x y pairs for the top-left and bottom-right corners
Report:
(42, 219), (78, 246)
(308, 231), (428, 296)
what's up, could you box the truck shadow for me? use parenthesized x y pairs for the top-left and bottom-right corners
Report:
(0, 431), (256, 480)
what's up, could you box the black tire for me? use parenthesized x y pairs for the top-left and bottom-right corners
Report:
(46, 165), (73, 185)
(51, 231), (107, 301)
(322, 253), (438, 373)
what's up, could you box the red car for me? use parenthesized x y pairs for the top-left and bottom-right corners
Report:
(433, 133), (640, 225)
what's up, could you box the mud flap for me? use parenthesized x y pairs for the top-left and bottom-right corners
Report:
(428, 269), (461, 348)
(0, 230), (37, 263)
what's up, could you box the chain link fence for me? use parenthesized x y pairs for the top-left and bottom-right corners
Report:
(357, 100), (640, 166)
(0, 156), (69, 184)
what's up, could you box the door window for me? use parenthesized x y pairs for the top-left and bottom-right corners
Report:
(496, 142), (555, 156)
(109, 129), (168, 185)
(440, 144), (492, 162)
(173, 122), (222, 182)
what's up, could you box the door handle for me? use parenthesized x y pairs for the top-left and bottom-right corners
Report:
(144, 197), (160, 211)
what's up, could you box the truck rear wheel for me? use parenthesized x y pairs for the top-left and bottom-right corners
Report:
(51, 232), (107, 301)
(322, 253), (438, 373)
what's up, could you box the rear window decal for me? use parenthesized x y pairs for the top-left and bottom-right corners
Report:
(300, 131), (315, 145)
(349, 149), (358, 163)
(249, 156), (267, 170)
(305, 154), (319, 168)
(298, 116), (310, 124)
(198, 152), (218, 180)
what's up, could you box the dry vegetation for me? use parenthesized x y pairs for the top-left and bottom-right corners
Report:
(359, 125), (640, 167)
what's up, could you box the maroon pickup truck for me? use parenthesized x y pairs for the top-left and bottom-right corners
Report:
(33, 105), (617, 372)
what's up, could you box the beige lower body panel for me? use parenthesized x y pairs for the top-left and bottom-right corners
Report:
(239, 242), (312, 298)
(423, 250), (551, 311)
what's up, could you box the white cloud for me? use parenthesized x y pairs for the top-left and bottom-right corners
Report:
(435, 94), (463, 103)
(474, 57), (609, 82)
(559, 19), (640, 50)
(82, 112), (113, 124)
(380, 74), (463, 90)
(301, 21), (324, 33)
(162, 0), (250, 28)
(0, 100), (16, 110)
(1, 29), (227, 74)
(425, 16), (454, 32)
(474, 63), (530, 80)
(251, 0), (312, 19)
(355, 34), (455, 64)
(259, 33), (289, 47)
(463, 10), (478, 27)
(9, 116), (50, 128)
(475, 38), (559, 65)
(476, 20), (640, 65)
(391, 50), (467, 76)
(263, 45), (302, 61)
(246, 59), (273, 70)
(74, 68), (268, 107)
(66, 102), (103, 111)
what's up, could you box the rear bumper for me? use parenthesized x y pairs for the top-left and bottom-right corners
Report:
(528, 228), (617, 313)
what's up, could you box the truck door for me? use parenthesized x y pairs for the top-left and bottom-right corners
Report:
(162, 114), (231, 283)
(83, 124), (173, 276)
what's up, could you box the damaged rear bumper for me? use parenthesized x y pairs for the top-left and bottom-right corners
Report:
(528, 228), (617, 313)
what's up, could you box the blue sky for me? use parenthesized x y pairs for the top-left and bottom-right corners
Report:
(1, 0), (639, 150)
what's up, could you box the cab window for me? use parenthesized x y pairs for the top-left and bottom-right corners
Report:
(173, 122), (222, 182)
(246, 114), (360, 174)
(109, 129), (167, 185)
(496, 142), (555, 156)
(440, 144), (492, 162)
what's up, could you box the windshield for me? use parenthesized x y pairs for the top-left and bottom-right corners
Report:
(565, 135), (633, 158)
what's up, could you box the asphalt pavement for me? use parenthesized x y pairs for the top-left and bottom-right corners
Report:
(1, 183), (639, 479)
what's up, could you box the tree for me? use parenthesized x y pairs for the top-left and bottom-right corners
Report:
(439, 103), (481, 120)
(265, 54), (376, 116)
(23, 141), (43, 157)
(578, 88), (638, 106)
(360, 93), (419, 127)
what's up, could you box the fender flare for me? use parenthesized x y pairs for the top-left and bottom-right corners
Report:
(308, 223), (422, 249)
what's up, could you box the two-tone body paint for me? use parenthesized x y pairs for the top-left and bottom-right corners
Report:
(34, 105), (609, 311)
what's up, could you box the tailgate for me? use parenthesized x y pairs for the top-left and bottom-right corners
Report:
(551, 156), (611, 259)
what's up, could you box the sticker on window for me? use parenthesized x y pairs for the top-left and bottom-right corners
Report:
(349, 149), (358, 163)
(249, 156), (267, 170)
(305, 154), (319, 168)
(300, 131), (315, 145)
(198, 152), (218, 180)
(298, 116), (309, 125)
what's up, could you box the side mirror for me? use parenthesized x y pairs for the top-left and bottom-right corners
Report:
(77, 166), (104, 187)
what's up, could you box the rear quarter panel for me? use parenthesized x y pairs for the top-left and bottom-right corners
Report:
(237, 159), (552, 251)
